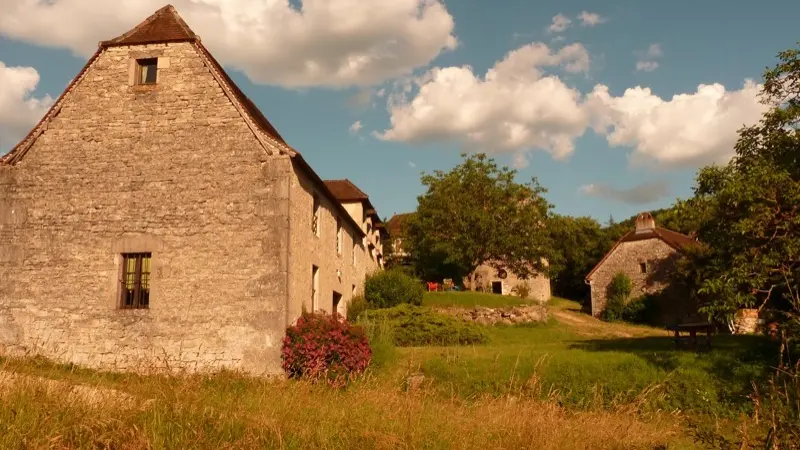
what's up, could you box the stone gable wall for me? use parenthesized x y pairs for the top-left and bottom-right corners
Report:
(588, 238), (679, 317)
(0, 42), (291, 375)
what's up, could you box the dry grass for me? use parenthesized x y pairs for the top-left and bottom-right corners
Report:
(0, 359), (693, 449)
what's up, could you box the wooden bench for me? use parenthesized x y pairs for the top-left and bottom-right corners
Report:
(667, 322), (715, 350)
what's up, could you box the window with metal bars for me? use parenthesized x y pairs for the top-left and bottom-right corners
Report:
(120, 253), (151, 309)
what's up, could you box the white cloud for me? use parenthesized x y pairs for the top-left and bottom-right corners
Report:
(378, 42), (592, 159)
(636, 43), (662, 72)
(408, 161), (417, 168)
(349, 120), (363, 135)
(645, 44), (662, 58)
(579, 180), (670, 205)
(577, 11), (606, 27)
(0, 61), (53, 152)
(635, 61), (659, 72)
(513, 152), (530, 169)
(0, 0), (457, 88)
(587, 80), (768, 167)
(547, 14), (572, 33)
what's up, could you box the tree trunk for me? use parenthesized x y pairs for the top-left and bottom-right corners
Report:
(469, 271), (476, 292)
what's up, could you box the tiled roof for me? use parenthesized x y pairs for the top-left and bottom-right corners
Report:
(323, 180), (369, 202)
(386, 213), (415, 237)
(585, 225), (699, 281)
(101, 5), (196, 47)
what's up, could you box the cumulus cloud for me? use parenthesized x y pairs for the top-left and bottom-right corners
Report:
(579, 180), (670, 205)
(577, 11), (606, 27)
(0, 61), (53, 152)
(587, 80), (768, 167)
(636, 44), (662, 72)
(548, 14), (572, 33)
(0, 0), (457, 88)
(377, 42), (592, 159)
(635, 61), (659, 72)
(349, 120), (363, 135)
(512, 152), (530, 169)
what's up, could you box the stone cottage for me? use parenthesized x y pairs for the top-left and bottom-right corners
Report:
(323, 179), (387, 275)
(386, 213), (551, 302)
(0, 5), (382, 375)
(585, 212), (697, 319)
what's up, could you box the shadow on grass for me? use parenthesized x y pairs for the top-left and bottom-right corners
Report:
(569, 333), (781, 413)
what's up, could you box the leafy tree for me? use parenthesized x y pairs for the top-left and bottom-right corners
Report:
(548, 214), (607, 300)
(683, 44), (800, 333)
(406, 153), (552, 289)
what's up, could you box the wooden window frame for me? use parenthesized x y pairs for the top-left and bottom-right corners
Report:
(135, 58), (158, 86)
(336, 217), (343, 255)
(120, 253), (152, 309)
(311, 265), (319, 311)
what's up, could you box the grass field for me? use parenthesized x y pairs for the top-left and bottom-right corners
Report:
(422, 290), (533, 308)
(0, 292), (778, 449)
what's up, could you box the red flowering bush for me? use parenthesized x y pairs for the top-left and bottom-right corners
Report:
(281, 312), (372, 384)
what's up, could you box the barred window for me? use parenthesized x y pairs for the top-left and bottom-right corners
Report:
(121, 253), (151, 309)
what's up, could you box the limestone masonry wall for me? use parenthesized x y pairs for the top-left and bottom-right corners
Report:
(0, 42), (291, 374)
(588, 239), (678, 317)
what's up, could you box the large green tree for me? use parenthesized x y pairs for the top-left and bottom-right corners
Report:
(547, 214), (607, 301)
(682, 44), (800, 334)
(406, 153), (552, 289)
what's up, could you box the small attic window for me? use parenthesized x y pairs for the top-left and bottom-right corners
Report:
(136, 58), (158, 85)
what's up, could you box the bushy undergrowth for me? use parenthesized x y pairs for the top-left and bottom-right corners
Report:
(364, 269), (424, 308)
(360, 304), (488, 346)
(601, 273), (633, 322)
(281, 313), (371, 384)
(346, 295), (370, 322)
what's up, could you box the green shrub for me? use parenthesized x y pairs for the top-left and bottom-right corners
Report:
(622, 294), (661, 325)
(361, 304), (488, 346)
(364, 269), (424, 308)
(346, 295), (370, 322)
(601, 273), (632, 322)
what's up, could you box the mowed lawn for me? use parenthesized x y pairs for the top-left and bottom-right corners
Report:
(0, 292), (778, 449)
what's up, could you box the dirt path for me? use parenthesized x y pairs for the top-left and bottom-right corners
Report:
(550, 309), (666, 339)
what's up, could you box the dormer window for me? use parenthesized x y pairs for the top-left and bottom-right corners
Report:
(136, 58), (158, 85)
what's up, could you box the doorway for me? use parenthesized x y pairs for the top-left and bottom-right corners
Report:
(491, 281), (503, 295)
(332, 291), (342, 316)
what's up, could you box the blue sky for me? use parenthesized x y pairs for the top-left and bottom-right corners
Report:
(1, 0), (798, 224)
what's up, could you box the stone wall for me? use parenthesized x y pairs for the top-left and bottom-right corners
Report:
(588, 238), (680, 318)
(287, 166), (365, 320)
(435, 305), (548, 325)
(465, 262), (551, 303)
(0, 42), (291, 374)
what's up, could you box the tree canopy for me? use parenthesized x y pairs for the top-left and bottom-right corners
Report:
(406, 153), (552, 288)
(680, 44), (800, 332)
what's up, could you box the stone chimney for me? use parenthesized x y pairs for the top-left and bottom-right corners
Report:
(634, 212), (655, 233)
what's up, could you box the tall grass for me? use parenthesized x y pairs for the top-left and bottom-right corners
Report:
(0, 357), (690, 449)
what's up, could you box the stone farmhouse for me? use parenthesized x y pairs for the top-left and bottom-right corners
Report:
(0, 5), (386, 375)
(585, 212), (697, 320)
(323, 179), (387, 274)
(386, 213), (551, 302)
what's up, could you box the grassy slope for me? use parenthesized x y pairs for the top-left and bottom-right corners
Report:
(0, 292), (777, 449)
(422, 291), (531, 308)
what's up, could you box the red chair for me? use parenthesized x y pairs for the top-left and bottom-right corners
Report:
(427, 281), (439, 292)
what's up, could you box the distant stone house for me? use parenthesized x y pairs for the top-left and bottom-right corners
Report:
(585, 213), (697, 320)
(386, 213), (551, 302)
(323, 179), (387, 277)
(0, 5), (382, 375)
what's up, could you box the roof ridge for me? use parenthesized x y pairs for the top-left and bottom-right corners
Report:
(100, 4), (197, 48)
